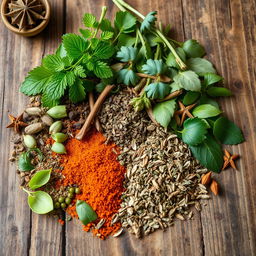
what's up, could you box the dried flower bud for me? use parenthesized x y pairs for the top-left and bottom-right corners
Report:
(51, 133), (68, 143)
(51, 142), (66, 154)
(23, 135), (37, 148)
(41, 114), (53, 126)
(49, 121), (62, 134)
(24, 123), (44, 134)
(25, 107), (42, 116)
(47, 105), (67, 119)
(210, 179), (219, 195)
(201, 172), (212, 185)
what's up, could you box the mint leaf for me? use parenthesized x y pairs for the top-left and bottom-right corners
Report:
(79, 29), (92, 38)
(213, 117), (244, 145)
(114, 11), (136, 33)
(117, 46), (138, 62)
(183, 91), (200, 105)
(93, 61), (113, 78)
(117, 69), (138, 85)
(41, 93), (60, 107)
(189, 135), (223, 172)
(153, 99), (176, 128)
(45, 73), (69, 100)
(42, 54), (65, 72)
(93, 41), (115, 59)
(207, 87), (232, 97)
(100, 31), (114, 40)
(142, 59), (166, 75)
(140, 11), (157, 32)
(182, 39), (205, 58)
(62, 34), (89, 59)
(173, 70), (201, 92)
(182, 118), (208, 146)
(83, 13), (96, 27)
(117, 34), (136, 47)
(20, 66), (53, 96)
(204, 73), (223, 86)
(145, 82), (170, 99)
(166, 47), (186, 69)
(73, 65), (86, 78)
(69, 79), (86, 103)
(187, 58), (216, 75)
(193, 104), (221, 118)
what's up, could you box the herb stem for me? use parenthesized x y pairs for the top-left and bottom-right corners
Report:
(112, 0), (126, 11)
(112, 30), (122, 43)
(154, 44), (160, 60)
(115, 0), (145, 19)
(93, 6), (108, 38)
(22, 187), (33, 196)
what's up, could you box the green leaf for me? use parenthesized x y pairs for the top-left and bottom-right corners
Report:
(187, 58), (216, 75)
(213, 117), (244, 145)
(117, 34), (136, 47)
(42, 54), (65, 72)
(83, 13), (96, 28)
(100, 31), (114, 40)
(145, 82), (170, 99)
(183, 91), (200, 105)
(69, 79), (86, 103)
(20, 66), (53, 96)
(114, 11), (137, 33)
(173, 70), (201, 92)
(28, 191), (54, 214)
(140, 11), (157, 32)
(193, 104), (221, 118)
(142, 59), (166, 76)
(166, 47), (186, 69)
(189, 135), (223, 172)
(100, 18), (114, 32)
(42, 93), (60, 107)
(73, 65), (86, 78)
(18, 152), (34, 171)
(93, 61), (113, 78)
(199, 94), (219, 109)
(153, 99), (176, 128)
(29, 169), (51, 190)
(93, 41), (115, 59)
(182, 118), (208, 146)
(96, 82), (106, 93)
(207, 87), (232, 97)
(116, 46), (138, 62)
(203, 73), (223, 86)
(76, 200), (98, 225)
(170, 81), (182, 92)
(79, 29), (92, 38)
(45, 73), (69, 100)
(56, 43), (67, 58)
(62, 34), (89, 59)
(182, 39), (205, 58)
(117, 69), (139, 85)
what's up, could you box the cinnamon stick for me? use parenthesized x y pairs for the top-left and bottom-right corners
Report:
(88, 92), (102, 133)
(156, 89), (183, 102)
(76, 85), (114, 140)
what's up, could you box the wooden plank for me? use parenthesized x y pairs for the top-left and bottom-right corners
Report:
(182, 0), (256, 255)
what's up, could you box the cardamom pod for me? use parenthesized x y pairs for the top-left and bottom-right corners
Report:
(24, 123), (44, 134)
(47, 105), (67, 119)
(51, 133), (68, 143)
(23, 135), (37, 148)
(51, 142), (66, 154)
(49, 121), (62, 134)
(25, 107), (42, 116)
(41, 114), (53, 126)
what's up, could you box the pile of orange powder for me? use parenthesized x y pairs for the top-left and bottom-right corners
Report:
(59, 130), (126, 239)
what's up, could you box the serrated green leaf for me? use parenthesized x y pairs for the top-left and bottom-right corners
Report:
(189, 135), (223, 172)
(66, 71), (76, 85)
(41, 93), (60, 107)
(42, 54), (65, 72)
(203, 73), (223, 86)
(173, 70), (201, 92)
(207, 87), (232, 97)
(114, 11), (136, 33)
(117, 46), (138, 62)
(117, 69), (139, 85)
(73, 65), (86, 78)
(142, 59), (166, 76)
(100, 31), (114, 40)
(83, 13), (96, 28)
(182, 118), (208, 146)
(170, 81), (182, 92)
(100, 18), (114, 32)
(183, 91), (200, 105)
(166, 47), (186, 69)
(69, 79), (86, 103)
(145, 82), (170, 99)
(153, 99), (176, 128)
(213, 117), (244, 145)
(20, 66), (54, 96)
(93, 61), (113, 78)
(79, 28), (92, 38)
(187, 58), (216, 75)
(140, 11), (157, 32)
(182, 39), (205, 58)
(193, 104), (221, 118)
(93, 41), (115, 59)
(117, 34), (136, 47)
(55, 43), (67, 58)
(62, 34), (89, 59)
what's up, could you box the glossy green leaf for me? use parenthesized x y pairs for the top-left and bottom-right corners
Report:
(182, 39), (205, 58)
(145, 82), (170, 99)
(76, 200), (98, 225)
(79, 29), (92, 38)
(117, 69), (139, 85)
(18, 152), (35, 171)
(83, 13), (96, 28)
(187, 58), (216, 75)
(183, 91), (200, 105)
(29, 169), (52, 190)
(117, 34), (136, 47)
(203, 73), (223, 86)
(166, 47), (186, 69)
(42, 54), (65, 72)
(140, 11), (157, 32)
(116, 46), (138, 62)
(28, 191), (54, 214)
(207, 87), (232, 97)
(142, 59), (166, 76)
(114, 11), (136, 33)
(193, 104), (221, 118)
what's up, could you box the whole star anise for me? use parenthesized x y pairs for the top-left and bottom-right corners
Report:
(5, 0), (46, 31)
(6, 113), (28, 133)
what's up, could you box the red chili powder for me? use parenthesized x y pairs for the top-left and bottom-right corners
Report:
(58, 130), (126, 239)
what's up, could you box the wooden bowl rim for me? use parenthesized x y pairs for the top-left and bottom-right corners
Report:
(1, 0), (51, 36)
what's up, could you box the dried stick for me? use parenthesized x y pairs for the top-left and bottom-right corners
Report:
(146, 107), (159, 126)
(88, 92), (102, 132)
(136, 73), (171, 83)
(156, 89), (183, 102)
(76, 85), (114, 140)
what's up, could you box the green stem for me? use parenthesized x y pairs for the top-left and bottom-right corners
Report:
(115, 0), (145, 19)
(137, 29), (147, 53)
(93, 6), (108, 37)
(112, 0), (126, 11)
(154, 44), (160, 60)
(23, 187), (33, 196)
(112, 30), (122, 43)
(134, 29), (139, 47)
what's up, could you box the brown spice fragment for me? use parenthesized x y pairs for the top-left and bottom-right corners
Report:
(201, 172), (212, 185)
(210, 180), (219, 195)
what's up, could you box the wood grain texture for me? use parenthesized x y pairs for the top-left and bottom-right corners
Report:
(0, 0), (255, 255)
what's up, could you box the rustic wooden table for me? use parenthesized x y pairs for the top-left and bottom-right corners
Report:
(0, 0), (255, 255)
